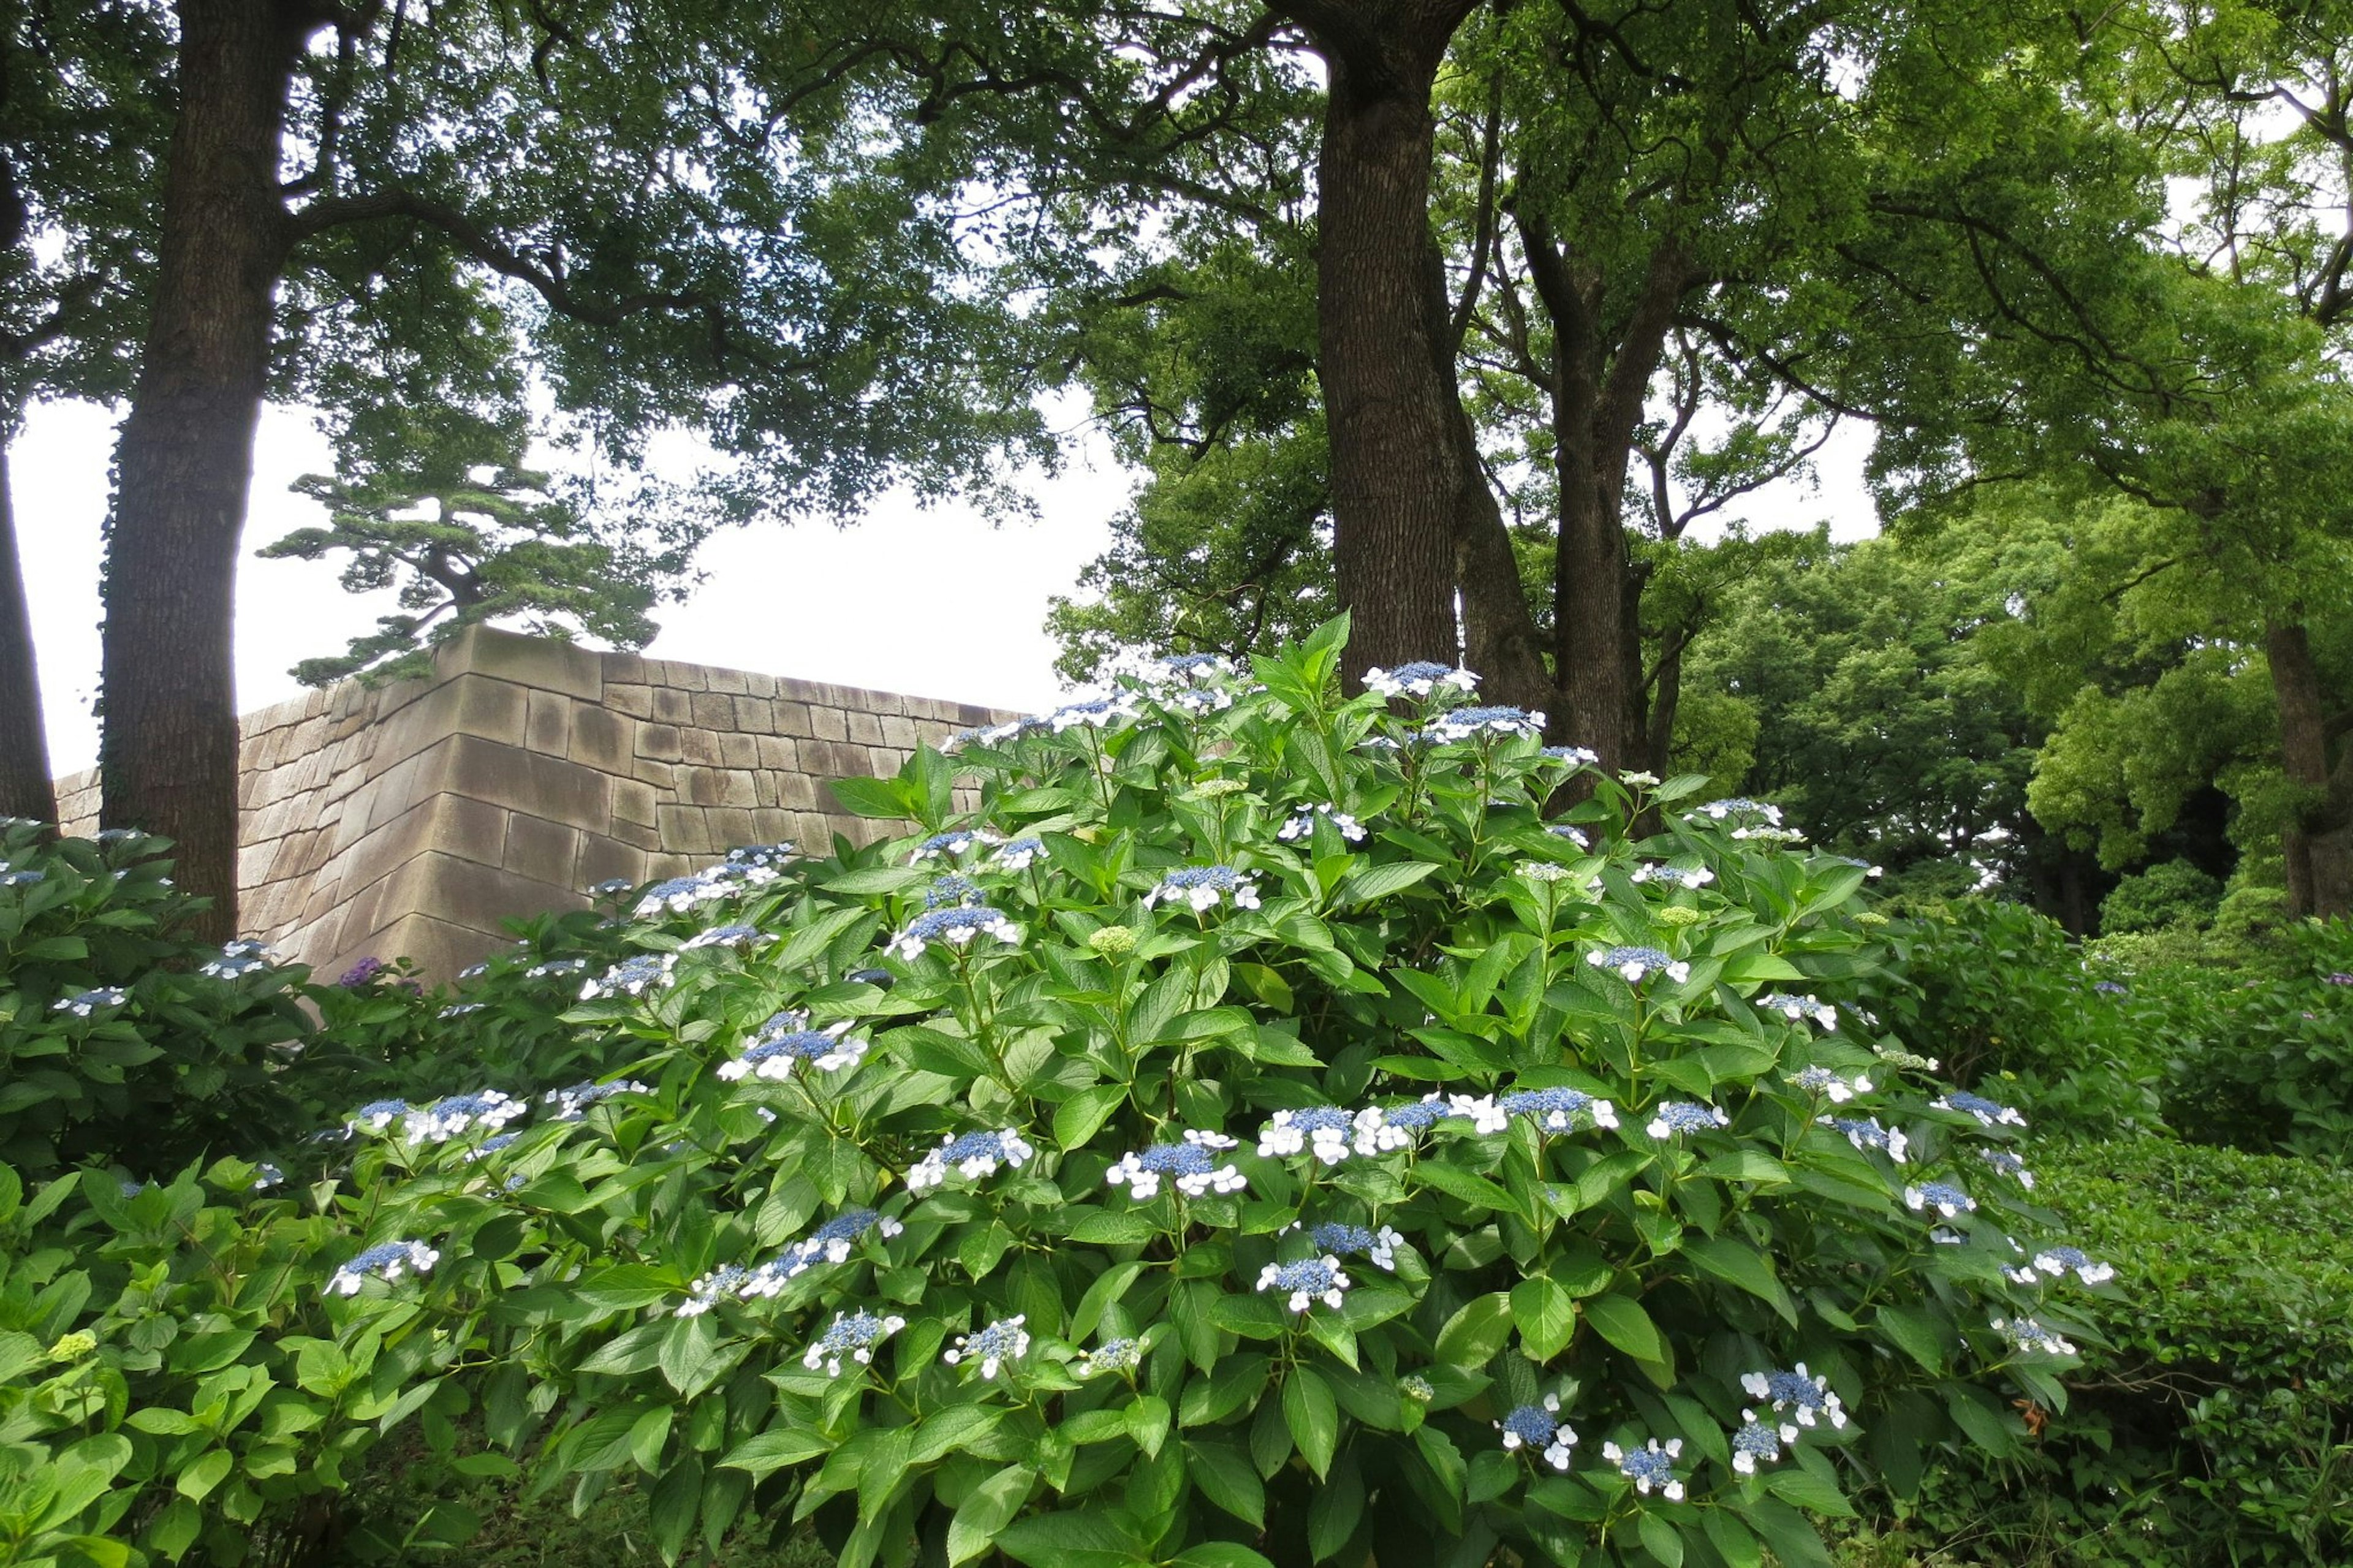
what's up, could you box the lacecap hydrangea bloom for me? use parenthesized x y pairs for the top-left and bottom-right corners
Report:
(1590, 945), (1689, 985)
(200, 940), (273, 979)
(735, 1209), (906, 1298)
(1278, 804), (1366, 843)
(1646, 1101), (1730, 1138)
(682, 922), (765, 950)
(544, 1080), (648, 1120)
(53, 987), (127, 1016)
(1256, 1256), (1351, 1312)
(1497, 1395), (1578, 1471)
(1978, 1148), (2035, 1188)
(2023, 1245), (2115, 1285)
(1428, 705), (1545, 741)
(910, 828), (1002, 863)
(1363, 661), (1477, 698)
(1257, 1107), (1357, 1164)
(906, 1128), (1036, 1192)
(325, 1240), (439, 1297)
(1742, 1365), (1849, 1434)
(1074, 1338), (1142, 1378)
(1991, 1315), (2078, 1356)
(1605, 1437), (1685, 1500)
(1500, 1086), (1619, 1132)
(1145, 865), (1261, 912)
(1104, 1130), (1246, 1200)
(944, 1316), (1031, 1378)
(406, 1090), (528, 1144)
(1934, 1091), (2028, 1127)
(1731, 1413), (1784, 1473)
(1789, 1066), (1871, 1102)
(1824, 1115), (1910, 1162)
(1759, 993), (1839, 1029)
(804, 1310), (906, 1376)
(1905, 1181), (1976, 1218)
(885, 905), (1021, 961)
(718, 1017), (866, 1081)
(582, 953), (675, 1000)
(1303, 1221), (1403, 1270)
(1631, 862), (1715, 889)
(991, 837), (1045, 871)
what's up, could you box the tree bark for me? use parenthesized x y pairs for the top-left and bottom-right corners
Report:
(2266, 616), (2351, 919)
(99, 0), (302, 940)
(1278, 0), (1482, 684)
(0, 440), (56, 826)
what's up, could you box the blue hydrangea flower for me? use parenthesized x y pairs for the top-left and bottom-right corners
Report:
(582, 953), (676, 1000)
(326, 1240), (439, 1297)
(2093, 979), (2128, 995)
(53, 987), (127, 1017)
(1787, 1066), (1871, 1102)
(407, 1091), (527, 1145)
(1905, 1181), (1975, 1218)
(1501, 1086), (1620, 1133)
(1646, 1101), (1730, 1138)
(1075, 1338), (1143, 1377)
(1256, 1256), (1351, 1312)
(1049, 695), (1141, 732)
(719, 1016), (866, 1081)
(464, 1132), (522, 1162)
(1732, 1412), (1784, 1473)
(1693, 798), (1783, 825)
(1278, 805), (1367, 844)
(350, 1099), (411, 1134)
(683, 923), (765, 950)
(1991, 1314), (2077, 1356)
(944, 1316), (1031, 1378)
(1977, 1148), (2034, 1189)
(1590, 945), (1690, 985)
(1934, 1091), (2027, 1127)
(1542, 746), (1600, 767)
(252, 1163), (286, 1191)
(1257, 1107), (1357, 1164)
(0, 868), (45, 886)
(1759, 993), (1840, 1030)
(633, 873), (736, 917)
(1145, 865), (1262, 912)
(803, 1309), (906, 1376)
(924, 874), (982, 909)
(675, 1265), (749, 1318)
(1306, 1221), (1404, 1271)
(2028, 1245), (2115, 1285)
(1741, 1365), (1848, 1434)
(544, 1079), (648, 1120)
(200, 941), (273, 980)
(737, 1209), (906, 1298)
(1355, 1096), (1460, 1152)
(1428, 705), (1545, 742)
(1604, 1437), (1685, 1499)
(1823, 1115), (1909, 1162)
(438, 1002), (484, 1019)
(1631, 861), (1715, 889)
(1365, 662), (1478, 698)
(992, 838), (1045, 872)
(1105, 1131), (1245, 1200)
(1497, 1396), (1578, 1470)
(907, 1128), (1036, 1192)
(726, 842), (797, 870)
(885, 905), (1020, 961)
(1548, 824), (1591, 848)
(589, 878), (635, 898)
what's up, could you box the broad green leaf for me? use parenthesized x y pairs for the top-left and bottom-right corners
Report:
(1433, 1292), (1515, 1368)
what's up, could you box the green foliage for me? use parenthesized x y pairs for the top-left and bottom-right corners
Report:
(241, 618), (2089, 1568)
(260, 410), (706, 689)
(0, 820), (316, 1180)
(2097, 862), (2222, 937)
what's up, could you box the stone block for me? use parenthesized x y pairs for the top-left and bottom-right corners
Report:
(680, 728), (723, 767)
(340, 793), (509, 897)
(657, 803), (710, 851)
(613, 778), (657, 827)
(637, 723), (684, 762)
(846, 710), (885, 746)
(809, 706), (847, 743)
(776, 770), (820, 811)
(746, 673), (776, 699)
(603, 651), (648, 685)
(526, 689), (572, 757)
(707, 806), (756, 846)
(608, 683), (654, 719)
(882, 714), (920, 749)
(448, 624), (604, 700)
(656, 659), (709, 692)
(719, 732), (760, 768)
(570, 705), (632, 773)
(613, 819), (663, 851)
(751, 809), (796, 842)
(732, 695), (775, 735)
(504, 812), (582, 890)
(688, 691), (733, 730)
(773, 700), (813, 738)
(756, 735), (800, 770)
(633, 757), (677, 790)
(579, 835), (648, 890)
(706, 665), (747, 695)
(652, 686), (691, 724)
(433, 733), (611, 833)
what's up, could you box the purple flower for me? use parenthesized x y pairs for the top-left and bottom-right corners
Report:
(337, 956), (389, 988)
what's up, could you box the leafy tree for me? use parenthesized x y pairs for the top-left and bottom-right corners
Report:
(259, 409), (704, 687)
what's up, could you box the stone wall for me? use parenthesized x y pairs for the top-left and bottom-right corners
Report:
(56, 626), (1012, 979)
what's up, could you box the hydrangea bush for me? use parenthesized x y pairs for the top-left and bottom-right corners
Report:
(290, 619), (2099, 1568)
(2, 619), (2110, 1568)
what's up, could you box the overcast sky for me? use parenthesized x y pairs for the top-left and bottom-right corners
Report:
(12, 398), (1877, 778)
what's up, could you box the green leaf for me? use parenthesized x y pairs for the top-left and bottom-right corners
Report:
(1184, 1441), (1265, 1528)
(1511, 1274), (1576, 1362)
(1332, 861), (1441, 906)
(825, 776), (911, 819)
(1434, 1292), (1515, 1369)
(1767, 1465), (1855, 1518)
(1055, 1085), (1127, 1151)
(948, 1466), (1035, 1567)
(1874, 1305), (1947, 1373)
(176, 1449), (233, 1502)
(1066, 1208), (1156, 1245)
(1685, 1237), (1798, 1327)
(995, 1509), (1146, 1568)
(1172, 1546), (1278, 1568)
(1639, 1510), (1687, 1568)
(1703, 1509), (1764, 1568)
(657, 1314), (722, 1396)
(1281, 1365), (1340, 1478)
(1072, 1261), (1146, 1341)
(911, 1405), (1006, 1465)
(1580, 1291), (1665, 1365)
(721, 1426), (830, 1480)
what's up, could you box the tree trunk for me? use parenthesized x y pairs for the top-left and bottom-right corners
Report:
(1645, 619), (1688, 777)
(1282, 1), (1481, 684)
(0, 440), (56, 826)
(99, 0), (300, 940)
(2267, 616), (2351, 919)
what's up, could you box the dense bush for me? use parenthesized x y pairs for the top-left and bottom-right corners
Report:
(2095, 863), (2221, 937)
(1881, 1137), (2352, 1568)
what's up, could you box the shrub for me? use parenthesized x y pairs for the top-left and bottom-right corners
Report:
(264, 623), (2094, 1568)
(2096, 862), (2222, 937)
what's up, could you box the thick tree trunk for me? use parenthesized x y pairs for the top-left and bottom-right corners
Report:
(1283, 1), (1480, 684)
(2267, 616), (2351, 919)
(0, 440), (56, 826)
(99, 0), (299, 940)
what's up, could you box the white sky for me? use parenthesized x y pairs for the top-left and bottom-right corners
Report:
(10, 398), (1877, 777)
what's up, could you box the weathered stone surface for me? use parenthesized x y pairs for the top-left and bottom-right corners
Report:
(50, 626), (1015, 979)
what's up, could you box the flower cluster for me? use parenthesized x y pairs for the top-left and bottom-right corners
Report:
(1428, 705), (1544, 741)
(945, 1316), (1031, 1378)
(1145, 865), (1261, 912)
(683, 922), (765, 950)
(906, 1128), (1036, 1192)
(1050, 694), (1142, 732)
(1548, 824), (1591, 849)
(1278, 804), (1366, 843)
(923, 874), (983, 908)
(326, 1240), (439, 1297)
(1824, 1115), (1910, 1162)
(885, 905), (1020, 961)
(1498, 1086), (1619, 1133)
(1694, 797), (1783, 825)
(1905, 1181), (1977, 1218)
(1543, 745), (1600, 767)
(1305, 1222), (1402, 1270)
(1365, 662), (1477, 699)
(718, 1016), (866, 1082)
(2019, 1245), (2115, 1286)
(406, 1091), (528, 1144)
(992, 837), (1045, 871)
(726, 842), (797, 871)
(1934, 1091), (2028, 1127)
(1498, 1396), (1578, 1471)
(525, 956), (588, 980)
(1977, 1148), (2035, 1188)
(1991, 1315), (2078, 1356)
(1257, 1107), (1356, 1164)
(350, 1099), (409, 1134)
(1742, 1365), (1849, 1433)
(632, 866), (763, 918)
(200, 941), (273, 980)
(1646, 1101), (1730, 1138)
(1074, 1338), (1142, 1378)
(1590, 945), (1689, 985)
(697, 1210), (907, 1309)
(53, 987), (126, 1017)
(1256, 1256), (1351, 1312)
(1731, 1414), (1784, 1474)
(1758, 993), (1839, 1029)
(1104, 1131), (1246, 1200)
(543, 1080), (648, 1120)
(582, 953), (676, 1000)
(911, 828), (1002, 863)
(1604, 1437), (1685, 1500)
(1631, 862), (1715, 889)
(1788, 1066), (1871, 1102)
(804, 1310), (906, 1376)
